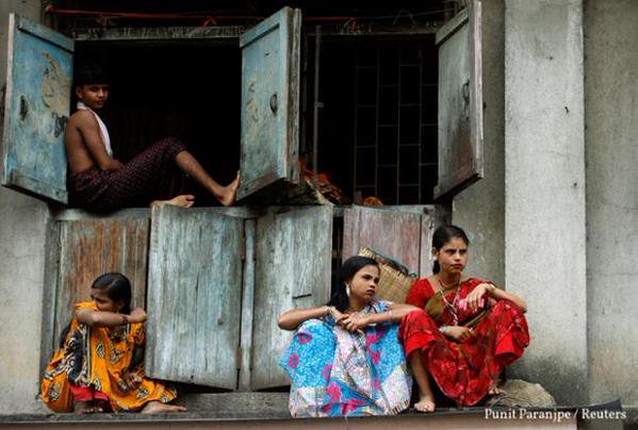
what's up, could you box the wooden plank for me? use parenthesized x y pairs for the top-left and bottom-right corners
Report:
(251, 206), (333, 390)
(434, 1), (484, 199)
(53, 216), (151, 348)
(237, 7), (301, 202)
(1, 14), (73, 203)
(146, 206), (243, 389)
(238, 220), (256, 391)
(343, 206), (429, 275)
(40, 219), (62, 377)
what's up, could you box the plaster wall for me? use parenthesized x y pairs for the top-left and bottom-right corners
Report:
(453, 0), (506, 287)
(0, 2), (49, 414)
(584, 0), (638, 408)
(504, 0), (588, 404)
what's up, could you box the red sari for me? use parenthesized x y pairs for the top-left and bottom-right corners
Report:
(399, 277), (530, 406)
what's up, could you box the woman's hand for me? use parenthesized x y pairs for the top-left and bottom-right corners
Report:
(337, 313), (369, 334)
(328, 307), (346, 323)
(443, 325), (473, 342)
(462, 283), (492, 313)
(121, 369), (143, 390)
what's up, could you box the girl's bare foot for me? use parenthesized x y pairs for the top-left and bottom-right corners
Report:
(218, 172), (240, 207)
(141, 401), (188, 414)
(151, 194), (195, 209)
(73, 400), (103, 414)
(414, 396), (436, 413)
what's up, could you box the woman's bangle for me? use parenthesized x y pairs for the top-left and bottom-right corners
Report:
(121, 314), (129, 325)
(440, 325), (449, 334)
(387, 310), (393, 320)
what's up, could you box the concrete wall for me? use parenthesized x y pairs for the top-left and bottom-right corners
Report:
(584, 0), (638, 408)
(453, 0), (506, 287)
(503, 0), (588, 404)
(0, 2), (50, 414)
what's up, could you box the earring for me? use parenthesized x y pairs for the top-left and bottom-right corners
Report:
(345, 284), (351, 297)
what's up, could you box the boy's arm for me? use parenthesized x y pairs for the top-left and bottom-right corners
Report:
(74, 111), (124, 171)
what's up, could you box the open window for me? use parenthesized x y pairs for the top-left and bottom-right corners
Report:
(3, 2), (482, 207)
(2, 7), (302, 207)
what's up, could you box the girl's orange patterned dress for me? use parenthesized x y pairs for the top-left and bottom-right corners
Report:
(41, 302), (176, 412)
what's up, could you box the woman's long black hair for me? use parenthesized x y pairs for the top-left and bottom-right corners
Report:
(328, 256), (379, 312)
(431, 225), (470, 274)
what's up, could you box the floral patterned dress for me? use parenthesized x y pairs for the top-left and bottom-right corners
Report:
(280, 300), (412, 417)
(399, 277), (530, 406)
(41, 302), (176, 412)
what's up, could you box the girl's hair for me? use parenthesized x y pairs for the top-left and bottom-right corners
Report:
(431, 225), (470, 274)
(328, 256), (379, 312)
(91, 272), (132, 314)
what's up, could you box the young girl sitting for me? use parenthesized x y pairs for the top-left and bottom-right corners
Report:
(41, 273), (187, 414)
(278, 256), (419, 417)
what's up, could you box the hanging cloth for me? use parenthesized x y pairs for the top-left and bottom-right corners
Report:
(76, 101), (113, 157)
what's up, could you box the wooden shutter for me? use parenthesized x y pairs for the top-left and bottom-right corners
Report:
(2, 14), (73, 204)
(42, 211), (150, 373)
(435, 1), (484, 199)
(251, 206), (333, 390)
(145, 206), (244, 389)
(237, 7), (302, 202)
(343, 205), (438, 277)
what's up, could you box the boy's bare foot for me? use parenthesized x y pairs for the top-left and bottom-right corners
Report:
(141, 401), (188, 414)
(218, 171), (240, 207)
(151, 194), (195, 209)
(414, 396), (436, 413)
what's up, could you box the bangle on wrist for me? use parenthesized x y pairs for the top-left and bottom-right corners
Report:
(121, 314), (129, 325)
(440, 325), (449, 334)
(387, 310), (392, 319)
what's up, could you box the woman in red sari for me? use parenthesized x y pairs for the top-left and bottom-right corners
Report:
(400, 225), (530, 412)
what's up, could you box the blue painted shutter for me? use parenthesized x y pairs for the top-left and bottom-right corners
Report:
(237, 7), (301, 202)
(435, 2), (484, 199)
(2, 14), (73, 204)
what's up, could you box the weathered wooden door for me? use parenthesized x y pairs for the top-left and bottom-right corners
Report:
(237, 7), (302, 202)
(251, 206), (333, 390)
(42, 210), (150, 374)
(2, 14), (73, 204)
(342, 205), (439, 277)
(145, 206), (244, 389)
(435, 1), (483, 199)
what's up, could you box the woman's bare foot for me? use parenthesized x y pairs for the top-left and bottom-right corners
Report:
(74, 400), (103, 414)
(488, 381), (506, 396)
(141, 401), (188, 414)
(414, 396), (436, 413)
(218, 171), (240, 207)
(151, 194), (195, 209)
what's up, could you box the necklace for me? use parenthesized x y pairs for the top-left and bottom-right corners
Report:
(437, 277), (461, 325)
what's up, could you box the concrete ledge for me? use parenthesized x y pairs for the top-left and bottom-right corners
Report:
(0, 394), (627, 430)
